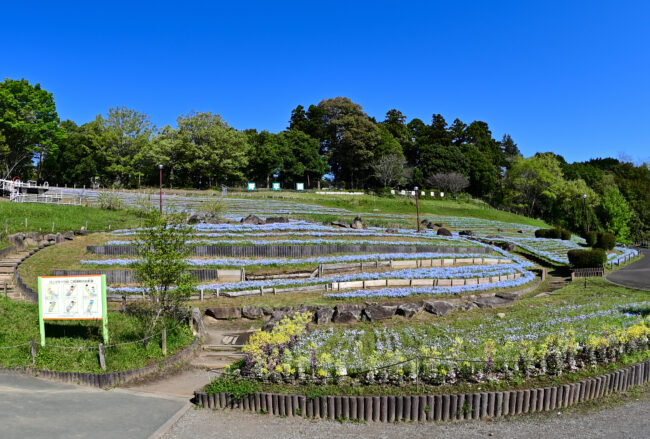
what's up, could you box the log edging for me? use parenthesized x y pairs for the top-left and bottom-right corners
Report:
(193, 359), (650, 422)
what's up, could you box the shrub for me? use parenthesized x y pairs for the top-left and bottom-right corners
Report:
(534, 228), (571, 240)
(567, 249), (607, 268)
(204, 377), (260, 399)
(595, 232), (616, 250)
(584, 231), (598, 247)
(96, 192), (125, 210)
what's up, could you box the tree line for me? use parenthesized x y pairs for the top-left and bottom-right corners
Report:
(1, 78), (648, 242)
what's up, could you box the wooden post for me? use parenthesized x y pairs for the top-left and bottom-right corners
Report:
(30, 339), (37, 365)
(4, 282), (7, 298)
(98, 343), (107, 370)
(121, 295), (126, 313)
(200, 288), (204, 301)
(85, 221), (88, 230)
(25, 218), (28, 229)
(51, 222), (55, 232)
(161, 328), (167, 356)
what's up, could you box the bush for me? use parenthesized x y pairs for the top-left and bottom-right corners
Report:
(534, 228), (571, 240)
(204, 377), (260, 399)
(584, 231), (598, 247)
(595, 232), (616, 250)
(96, 192), (125, 210)
(567, 249), (607, 268)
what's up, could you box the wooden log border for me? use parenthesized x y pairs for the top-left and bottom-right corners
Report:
(87, 244), (492, 257)
(0, 337), (199, 388)
(193, 360), (650, 422)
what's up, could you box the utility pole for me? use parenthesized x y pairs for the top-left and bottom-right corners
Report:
(158, 164), (163, 213)
(583, 193), (589, 232)
(415, 186), (421, 232)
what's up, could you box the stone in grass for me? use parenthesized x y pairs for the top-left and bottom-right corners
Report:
(241, 214), (265, 225)
(265, 216), (289, 224)
(473, 296), (513, 309)
(386, 227), (398, 234)
(434, 223), (444, 227)
(44, 234), (57, 242)
(7, 233), (25, 250)
(332, 304), (363, 323)
(498, 242), (516, 252)
(74, 229), (88, 236)
(331, 220), (350, 228)
(426, 222), (436, 230)
(362, 305), (397, 321)
(350, 216), (365, 230)
(396, 302), (423, 318)
(54, 233), (65, 244)
(436, 227), (453, 237)
(459, 230), (474, 236)
(205, 306), (242, 320)
(242, 306), (263, 319)
(315, 307), (335, 324)
(496, 291), (522, 301)
(423, 300), (456, 316)
(497, 313), (506, 319)
(459, 301), (478, 311)
(63, 231), (75, 240)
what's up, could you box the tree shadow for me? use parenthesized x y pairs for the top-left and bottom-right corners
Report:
(44, 321), (101, 340)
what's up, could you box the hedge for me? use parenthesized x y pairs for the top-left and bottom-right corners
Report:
(567, 249), (607, 268)
(584, 231), (598, 247)
(534, 228), (571, 240)
(594, 232), (616, 250)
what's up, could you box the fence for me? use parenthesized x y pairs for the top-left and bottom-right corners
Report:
(634, 240), (649, 248)
(86, 244), (491, 257)
(53, 268), (245, 284)
(571, 267), (605, 280)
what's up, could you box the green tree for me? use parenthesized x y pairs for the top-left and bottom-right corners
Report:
(0, 78), (65, 179)
(245, 130), (284, 187)
(600, 184), (634, 243)
(505, 153), (565, 217)
(279, 129), (327, 188)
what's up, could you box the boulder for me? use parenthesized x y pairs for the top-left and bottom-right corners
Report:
(265, 217), (289, 224)
(241, 214), (265, 225)
(436, 227), (453, 237)
(63, 231), (75, 240)
(459, 301), (478, 311)
(497, 228), (504, 232)
(74, 229), (88, 236)
(473, 296), (513, 309)
(350, 216), (365, 230)
(396, 302), (423, 318)
(434, 223), (443, 227)
(331, 220), (350, 228)
(423, 300), (456, 316)
(386, 227), (398, 234)
(242, 306), (264, 319)
(426, 222), (436, 230)
(187, 213), (206, 224)
(332, 304), (363, 323)
(315, 306), (335, 324)
(362, 305), (397, 321)
(7, 233), (25, 250)
(459, 230), (474, 236)
(517, 230), (524, 234)
(205, 306), (242, 320)
(54, 233), (65, 244)
(44, 234), (57, 242)
(497, 242), (516, 252)
(26, 232), (42, 242)
(261, 306), (273, 316)
(420, 219), (432, 228)
(495, 291), (522, 301)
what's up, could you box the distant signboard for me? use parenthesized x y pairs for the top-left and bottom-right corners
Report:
(296, 183), (305, 191)
(38, 275), (108, 345)
(247, 182), (256, 191)
(272, 182), (281, 191)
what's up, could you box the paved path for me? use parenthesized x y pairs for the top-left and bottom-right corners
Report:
(0, 373), (187, 439)
(163, 390), (650, 439)
(607, 249), (650, 290)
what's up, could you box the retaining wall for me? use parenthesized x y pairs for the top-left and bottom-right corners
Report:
(87, 244), (491, 257)
(193, 360), (650, 422)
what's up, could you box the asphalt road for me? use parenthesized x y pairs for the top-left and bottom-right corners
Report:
(0, 373), (187, 439)
(607, 248), (650, 290)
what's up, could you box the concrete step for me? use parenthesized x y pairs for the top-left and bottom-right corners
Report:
(202, 344), (243, 352)
(202, 352), (245, 360)
(190, 359), (232, 370)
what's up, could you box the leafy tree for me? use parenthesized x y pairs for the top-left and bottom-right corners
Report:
(500, 134), (520, 167)
(600, 184), (634, 243)
(0, 78), (65, 179)
(280, 129), (327, 188)
(245, 130), (284, 187)
(505, 153), (565, 217)
(132, 212), (194, 339)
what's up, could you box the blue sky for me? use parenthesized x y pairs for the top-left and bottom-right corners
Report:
(2, 1), (649, 163)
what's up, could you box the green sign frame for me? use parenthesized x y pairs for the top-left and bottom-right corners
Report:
(38, 274), (108, 346)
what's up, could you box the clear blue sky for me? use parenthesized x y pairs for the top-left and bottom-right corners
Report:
(2, 1), (649, 163)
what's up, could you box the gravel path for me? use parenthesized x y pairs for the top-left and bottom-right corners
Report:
(163, 389), (650, 439)
(607, 249), (650, 290)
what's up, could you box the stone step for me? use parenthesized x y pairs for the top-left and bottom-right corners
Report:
(202, 344), (243, 352)
(190, 359), (232, 370)
(201, 352), (246, 360)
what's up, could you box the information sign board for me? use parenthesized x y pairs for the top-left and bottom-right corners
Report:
(296, 182), (304, 191)
(247, 182), (256, 191)
(272, 182), (280, 191)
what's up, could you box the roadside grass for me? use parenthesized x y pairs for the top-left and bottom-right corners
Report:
(0, 295), (194, 373)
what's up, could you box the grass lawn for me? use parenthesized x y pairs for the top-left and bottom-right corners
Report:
(0, 295), (194, 373)
(0, 199), (142, 236)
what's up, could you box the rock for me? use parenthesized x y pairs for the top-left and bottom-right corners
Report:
(241, 214), (265, 225)
(423, 300), (456, 316)
(459, 301), (478, 311)
(242, 306), (263, 319)
(459, 230), (474, 236)
(74, 229), (88, 236)
(54, 233), (65, 244)
(473, 296), (513, 309)
(7, 233), (25, 250)
(386, 227), (398, 234)
(205, 306), (242, 320)
(426, 222), (436, 230)
(362, 305), (397, 321)
(497, 313), (506, 319)
(396, 302), (423, 318)
(44, 234), (57, 242)
(265, 216), (289, 224)
(497, 228), (504, 232)
(187, 213), (206, 224)
(350, 216), (365, 230)
(62, 231), (75, 240)
(496, 291), (522, 301)
(315, 306), (335, 324)
(332, 304), (363, 323)
(331, 220), (350, 228)
(497, 242), (516, 252)
(434, 223), (443, 227)
(420, 219), (432, 228)
(436, 227), (453, 237)
(26, 232), (42, 242)
(261, 306), (273, 316)
(517, 230), (524, 234)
